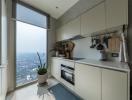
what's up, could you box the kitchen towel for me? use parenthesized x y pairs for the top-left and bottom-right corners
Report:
(119, 33), (128, 62)
(119, 39), (124, 62)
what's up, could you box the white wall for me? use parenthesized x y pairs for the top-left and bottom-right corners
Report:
(1, 0), (8, 64)
(73, 37), (100, 60)
(73, 36), (119, 61)
(47, 17), (56, 76)
(0, 0), (8, 99)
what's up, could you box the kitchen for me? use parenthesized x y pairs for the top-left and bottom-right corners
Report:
(0, 0), (131, 100)
(51, 0), (130, 100)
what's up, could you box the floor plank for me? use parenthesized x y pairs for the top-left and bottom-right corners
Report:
(6, 78), (59, 100)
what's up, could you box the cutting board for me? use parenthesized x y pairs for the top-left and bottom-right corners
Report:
(108, 37), (120, 53)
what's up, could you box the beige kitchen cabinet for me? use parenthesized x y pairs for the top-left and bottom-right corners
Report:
(75, 63), (101, 100)
(102, 69), (128, 100)
(81, 2), (106, 36)
(105, 0), (128, 29)
(56, 17), (81, 41)
(51, 58), (61, 80)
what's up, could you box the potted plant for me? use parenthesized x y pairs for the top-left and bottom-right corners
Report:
(36, 52), (48, 84)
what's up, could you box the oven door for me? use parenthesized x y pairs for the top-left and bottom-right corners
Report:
(61, 65), (74, 85)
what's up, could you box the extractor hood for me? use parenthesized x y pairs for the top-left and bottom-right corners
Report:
(70, 35), (85, 40)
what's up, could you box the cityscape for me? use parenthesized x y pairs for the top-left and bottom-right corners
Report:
(16, 53), (46, 86)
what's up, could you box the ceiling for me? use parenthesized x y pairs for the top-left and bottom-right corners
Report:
(20, 0), (79, 19)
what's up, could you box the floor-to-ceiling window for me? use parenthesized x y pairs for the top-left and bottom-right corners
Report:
(14, 3), (48, 86)
(16, 21), (47, 86)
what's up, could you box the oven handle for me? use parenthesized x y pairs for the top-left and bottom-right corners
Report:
(61, 64), (74, 70)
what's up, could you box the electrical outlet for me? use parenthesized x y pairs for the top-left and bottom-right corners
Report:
(112, 53), (119, 57)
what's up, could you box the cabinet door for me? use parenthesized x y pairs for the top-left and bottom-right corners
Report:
(51, 58), (61, 80)
(102, 69), (128, 100)
(56, 17), (80, 41)
(66, 17), (81, 37)
(81, 2), (105, 36)
(56, 26), (66, 41)
(106, 0), (128, 29)
(75, 63), (101, 100)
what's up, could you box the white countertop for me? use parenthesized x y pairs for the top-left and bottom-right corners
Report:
(75, 59), (130, 72)
(52, 57), (130, 72)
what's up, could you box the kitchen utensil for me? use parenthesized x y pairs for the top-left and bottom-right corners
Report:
(90, 37), (94, 48)
(95, 37), (101, 44)
(55, 51), (59, 57)
(92, 37), (96, 48)
(96, 43), (105, 50)
(100, 50), (108, 61)
(121, 33), (128, 62)
(119, 39), (124, 62)
(96, 35), (105, 50)
(108, 36), (120, 53)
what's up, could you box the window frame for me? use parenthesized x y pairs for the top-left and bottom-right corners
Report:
(14, 1), (49, 88)
(13, 1), (50, 28)
(0, 0), (2, 65)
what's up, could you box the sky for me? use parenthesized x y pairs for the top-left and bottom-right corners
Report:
(16, 21), (47, 54)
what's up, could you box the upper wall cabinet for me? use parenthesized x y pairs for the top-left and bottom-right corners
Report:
(106, 0), (128, 29)
(81, 2), (106, 36)
(56, 17), (81, 41)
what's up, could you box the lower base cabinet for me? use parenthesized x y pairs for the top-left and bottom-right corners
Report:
(102, 69), (128, 100)
(75, 63), (101, 100)
(74, 63), (128, 100)
(51, 58), (129, 100)
(51, 58), (61, 81)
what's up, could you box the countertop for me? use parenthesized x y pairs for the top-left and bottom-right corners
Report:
(75, 59), (130, 72)
(52, 57), (130, 72)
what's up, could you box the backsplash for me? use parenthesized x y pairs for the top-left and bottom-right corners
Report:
(73, 37), (119, 61)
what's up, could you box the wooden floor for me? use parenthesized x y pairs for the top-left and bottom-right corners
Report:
(6, 78), (59, 100)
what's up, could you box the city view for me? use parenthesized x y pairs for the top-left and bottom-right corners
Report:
(16, 53), (46, 86)
(16, 21), (47, 86)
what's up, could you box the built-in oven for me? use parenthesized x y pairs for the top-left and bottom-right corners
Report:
(61, 64), (74, 85)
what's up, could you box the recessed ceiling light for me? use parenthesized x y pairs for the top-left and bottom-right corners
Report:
(56, 6), (59, 9)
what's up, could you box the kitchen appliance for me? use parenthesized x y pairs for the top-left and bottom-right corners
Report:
(70, 35), (85, 40)
(61, 64), (74, 85)
(100, 50), (107, 61)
